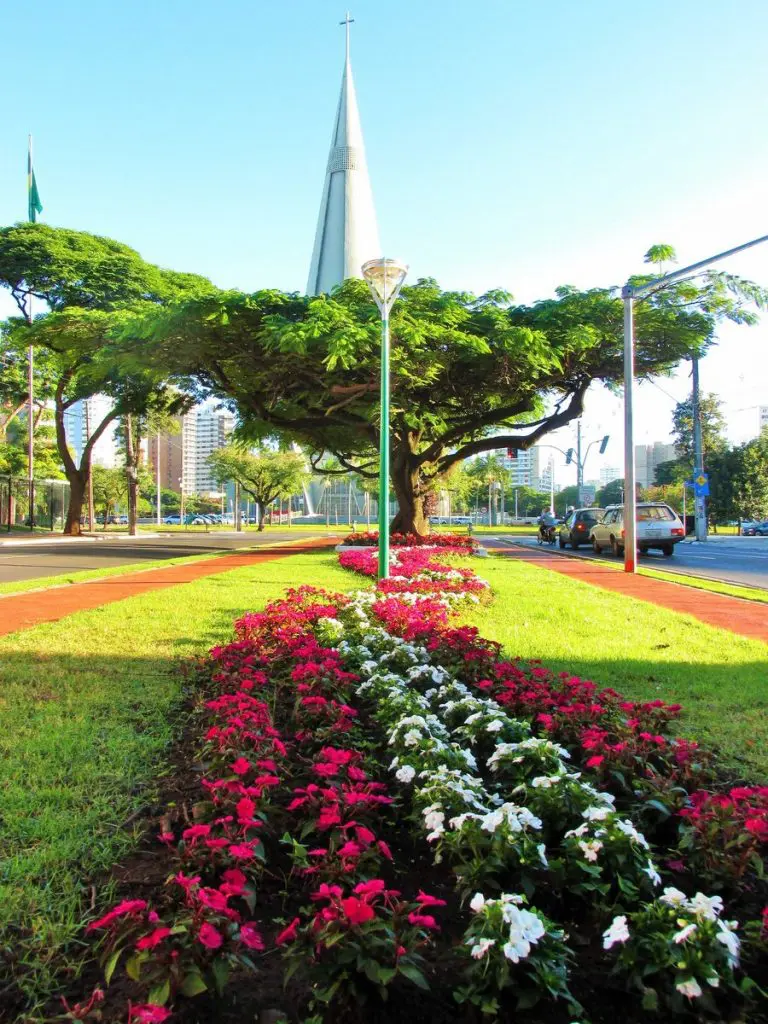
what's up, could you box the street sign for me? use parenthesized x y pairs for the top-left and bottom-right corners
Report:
(579, 485), (596, 505)
(693, 473), (709, 497)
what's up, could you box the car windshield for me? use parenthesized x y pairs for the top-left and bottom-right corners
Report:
(637, 505), (676, 521)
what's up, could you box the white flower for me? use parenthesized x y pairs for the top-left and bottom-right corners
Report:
(583, 805), (611, 821)
(660, 887), (687, 907)
(615, 818), (650, 849)
(502, 938), (530, 962)
(469, 892), (485, 912)
(537, 843), (549, 867)
(688, 892), (723, 922)
(395, 765), (416, 784)
(564, 823), (589, 839)
(578, 839), (603, 862)
(715, 921), (740, 966)
(602, 915), (630, 949)
(675, 978), (702, 999)
(673, 923), (697, 944)
(486, 719), (504, 733)
(643, 860), (662, 886)
(531, 775), (559, 789)
(403, 728), (423, 747)
(469, 937), (495, 959)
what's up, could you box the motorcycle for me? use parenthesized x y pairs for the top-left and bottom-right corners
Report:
(537, 522), (559, 546)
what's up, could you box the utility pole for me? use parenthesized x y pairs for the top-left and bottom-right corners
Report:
(85, 402), (94, 531)
(234, 480), (241, 531)
(691, 356), (707, 541)
(576, 420), (583, 496)
(156, 432), (161, 526)
(514, 488), (519, 521)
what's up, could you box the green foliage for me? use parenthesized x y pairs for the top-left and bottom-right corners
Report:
(128, 258), (759, 533)
(596, 478), (624, 506)
(672, 391), (727, 463)
(207, 444), (308, 528)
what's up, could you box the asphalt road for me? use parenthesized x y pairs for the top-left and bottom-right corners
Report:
(0, 531), (329, 584)
(488, 535), (768, 591)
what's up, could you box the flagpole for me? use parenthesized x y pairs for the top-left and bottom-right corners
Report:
(27, 135), (35, 528)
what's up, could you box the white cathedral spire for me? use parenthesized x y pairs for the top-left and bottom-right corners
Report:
(306, 13), (381, 296)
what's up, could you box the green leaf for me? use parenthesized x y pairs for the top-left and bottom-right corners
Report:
(211, 957), (230, 995)
(180, 971), (208, 997)
(398, 962), (430, 990)
(148, 978), (171, 1006)
(104, 947), (122, 985)
(125, 954), (142, 982)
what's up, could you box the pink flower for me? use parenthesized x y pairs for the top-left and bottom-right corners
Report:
(182, 823), (211, 841)
(341, 897), (376, 925)
(87, 899), (147, 931)
(198, 922), (224, 949)
(197, 887), (229, 912)
(377, 840), (393, 861)
(354, 879), (386, 899)
(129, 1006), (172, 1023)
(231, 757), (251, 775)
(415, 891), (447, 908)
(135, 927), (171, 951)
(240, 923), (265, 950)
(408, 912), (439, 930)
(275, 917), (300, 945)
(586, 755), (605, 769)
(229, 842), (257, 860)
(220, 868), (247, 895)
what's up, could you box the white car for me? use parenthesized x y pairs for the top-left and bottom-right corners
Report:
(589, 503), (685, 558)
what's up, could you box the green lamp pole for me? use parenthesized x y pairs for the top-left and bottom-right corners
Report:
(362, 258), (409, 580)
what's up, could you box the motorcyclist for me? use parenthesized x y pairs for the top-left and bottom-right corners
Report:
(538, 508), (558, 543)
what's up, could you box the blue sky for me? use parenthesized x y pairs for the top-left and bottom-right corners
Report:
(2, 0), (768, 486)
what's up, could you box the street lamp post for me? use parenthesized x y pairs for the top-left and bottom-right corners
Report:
(621, 231), (768, 573)
(362, 258), (408, 580)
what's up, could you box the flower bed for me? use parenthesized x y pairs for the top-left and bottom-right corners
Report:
(72, 551), (768, 1022)
(341, 530), (476, 550)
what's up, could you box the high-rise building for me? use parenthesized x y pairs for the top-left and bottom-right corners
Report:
(182, 408), (236, 495)
(147, 420), (184, 493)
(759, 406), (768, 433)
(64, 396), (120, 468)
(599, 466), (621, 486)
(636, 442), (677, 488)
(500, 448), (535, 487)
(306, 16), (380, 295)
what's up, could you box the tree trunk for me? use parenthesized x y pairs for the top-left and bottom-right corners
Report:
(64, 470), (88, 535)
(124, 415), (139, 537)
(389, 456), (430, 536)
(257, 510), (266, 532)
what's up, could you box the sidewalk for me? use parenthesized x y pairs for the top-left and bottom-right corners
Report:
(500, 544), (768, 645)
(0, 539), (334, 637)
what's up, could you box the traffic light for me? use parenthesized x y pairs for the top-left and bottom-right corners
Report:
(599, 434), (610, 454)
(565, 448), (574, 464)
(506, 447), (518, 459)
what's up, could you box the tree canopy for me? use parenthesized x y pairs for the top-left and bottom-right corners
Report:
(207, 444), (308, 531)
(129, 260), (763, 533)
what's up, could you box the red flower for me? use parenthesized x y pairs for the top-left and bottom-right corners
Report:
(408, 912), (439, 930)
(229, 842), (257, 860)
(198, 923), (223, 949)
(135, 927), (171, 951)
(341, 897), (376, 925)
(197, 887), (229, 912)
(415, 891), (447, 908)
(586, 755), (605, 769)
(129, 1006), (172, 1023)
(240, 923), (265, 950)
(231, 757), (251, 775)
(87, 899), (147, 932)
(220, 868), (247, 895)
(275, 917), (301, 945)
(354, 879), (386, 899)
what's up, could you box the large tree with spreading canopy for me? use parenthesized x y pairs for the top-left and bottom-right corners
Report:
(128, 264), (765, 535)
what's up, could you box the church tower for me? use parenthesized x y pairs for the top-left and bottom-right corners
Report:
(306, 14), (381, 295)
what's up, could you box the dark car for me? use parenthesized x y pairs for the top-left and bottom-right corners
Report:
(558, 507), (604, 549)
(742, 520), (768, 536)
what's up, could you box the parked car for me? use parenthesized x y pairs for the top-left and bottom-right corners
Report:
(558, 508), (604, 549)
(589, 503), (685, 557)
(742, 521), (768, 536)
(163, 514), (182, 525)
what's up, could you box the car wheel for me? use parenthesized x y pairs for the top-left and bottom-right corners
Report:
(571, 536), (580, 549)
(558, 535), (565, 548)
(592, 537), (601, 553)
(610, 536), (620, 558)
(661, 544), (674, 557)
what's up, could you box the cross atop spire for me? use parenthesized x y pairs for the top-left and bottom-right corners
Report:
(306, 14), (381, 295)
(340, 11), (354, 62)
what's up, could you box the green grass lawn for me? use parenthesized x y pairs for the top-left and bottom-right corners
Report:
(0, 549), (355, 1008)
(460, 554), (768, 779)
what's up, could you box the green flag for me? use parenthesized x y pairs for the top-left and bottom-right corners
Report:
(27, 141), (43, 222)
